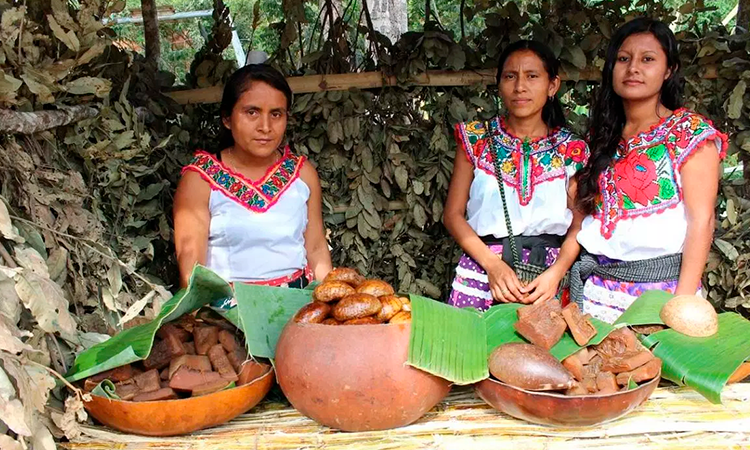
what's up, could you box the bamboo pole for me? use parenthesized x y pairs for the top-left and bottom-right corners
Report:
(167, 65), (722, 105)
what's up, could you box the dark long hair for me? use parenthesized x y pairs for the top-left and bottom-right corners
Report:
(218, 64), (293, 150)
(576, 18), (682, 214)
(495, 40), (566, 130)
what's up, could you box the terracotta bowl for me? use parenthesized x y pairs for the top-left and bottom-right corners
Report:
(83, 366), (274, 436)
(475, 371), (660, 427)
(275, 320), (452, 431)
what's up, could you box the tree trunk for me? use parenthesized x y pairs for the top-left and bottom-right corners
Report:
(370, 0), (408, 44)
(737, 0), (750, 33)
(142, 0), (160, 70)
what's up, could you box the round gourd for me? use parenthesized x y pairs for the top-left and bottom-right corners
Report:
(660, 295), (718, 337)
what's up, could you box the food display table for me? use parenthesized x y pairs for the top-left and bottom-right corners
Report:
(62, 383), (750, 450)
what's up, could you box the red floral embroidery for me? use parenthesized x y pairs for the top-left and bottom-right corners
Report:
(613, 151), (659, 206)
(229, 182), (243, 193)
(565, 140), (587, 163)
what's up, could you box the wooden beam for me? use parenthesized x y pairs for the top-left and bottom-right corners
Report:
(167, 66), (721, 105)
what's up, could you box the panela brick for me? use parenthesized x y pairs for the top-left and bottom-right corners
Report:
(191, 379), (233, 397)
(168, 355), (212, 380)
(208, 344), (238, 381)
(601, 351), (654, 373)
(596, 371), (619, 392)
(133, 369), (161, 393)
(183, 341), (196, 355)
(226, 348), (247, 373)
(168, 366), (223, 392)
(561, 303), (597, 346)
(156, 324), (190, 343)
(133, 387), (178, 402)
(238, 360), (271, 386)
(616, 358), (662, 385)
(87, 364), (134, 384)
(114, 380), (140, 400)
(562, 354), (585, 382)
(193, 326), (219, 356)
(143, 334), (185, 370)
(514, 299), (567, 350)
(596, 328), (639, 359)
(218, 330), (241, 353)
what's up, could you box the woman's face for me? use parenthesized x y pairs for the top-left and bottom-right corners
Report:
(612, 32), (671, 103)
(498, 50), (559, 122)
(222, 81), (288, 157)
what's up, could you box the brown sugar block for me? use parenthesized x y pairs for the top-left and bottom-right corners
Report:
(168, 366), (223, 392)
(218, 330), (240, 353)
(114, 380), (140, 400)
(193, 326), (219, 356)
(565, 383), (589, 396)
(208, 344), (238, 381)
(238, 360), (272, 386)
(616, 358), (662, 385)
(133, 387), (178, 402)
(561, 303), (597, 346)
(581, 375), (598, 394)
(631, 324), (667, 335)
(133, 369), (162, 393)
(168, 355), (212, 380)
(143, 334), (186, 370)
(601, 351), (655, 374)
(156, 324), (190, 343)
(514, 299), (567, 350)
(191, 379), (234, 397)
(562, 354), (585, 382)
(226, 347), (248, 373)
(595, 327), (639, 359)
(183, 342), (196, 355)
(596, 371), (619, 392)
(87, 364), (135, 384)
(83, 378), (100, 392)
(160, 368), (169, 381)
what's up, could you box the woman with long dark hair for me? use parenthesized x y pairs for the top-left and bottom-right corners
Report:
(173, 59), (332, 301)
(444, 40), (589, 310)
(573, 18), (727, 323)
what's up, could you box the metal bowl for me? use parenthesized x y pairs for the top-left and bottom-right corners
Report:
(475, 371), (660, 427)
(83, 365), (274, 436)
(275, 320), (452, 431)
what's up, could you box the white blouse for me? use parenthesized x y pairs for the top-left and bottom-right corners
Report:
(456, 117), (590, 238)
(183, 148), (310, 282)
(577, 109), (728, 261)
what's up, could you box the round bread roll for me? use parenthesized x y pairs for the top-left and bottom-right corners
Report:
(377, 295), (403, 322)
(355, 279), (395, 298)
(323, 267), (366, 287)
(293, 302), (331, 324)
(343, 316), (382, 325)
(389, 311), (411, 324)
(313, 281), (356, 302)
(332, 293), (382, 321)
(321, 318), (342, 325)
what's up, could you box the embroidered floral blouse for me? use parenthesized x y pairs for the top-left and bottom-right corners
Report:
(577, 108), (728, 261)
(454, 117), (590, 239)
(181, 147), (310, 282)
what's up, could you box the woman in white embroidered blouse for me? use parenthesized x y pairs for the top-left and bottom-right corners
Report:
(573, 18), (727, 323)
(444, 40), (590, 311)
(173, 64), (332, 296)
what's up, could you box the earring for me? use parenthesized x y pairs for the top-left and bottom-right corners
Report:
(548, 96), (554, 102)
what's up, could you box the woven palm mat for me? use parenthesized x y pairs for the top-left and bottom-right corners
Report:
(62, 383), (750, 450)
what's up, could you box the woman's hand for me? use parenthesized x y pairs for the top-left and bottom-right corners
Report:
(486, 258), (526, 303)
(521, 265), (565, 304)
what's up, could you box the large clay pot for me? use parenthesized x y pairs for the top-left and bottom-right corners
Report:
(275, 321), (452, 431)
(475, 371), (660, 427)
(83, 366), (274, 436)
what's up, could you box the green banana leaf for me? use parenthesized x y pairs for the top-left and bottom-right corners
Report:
(613, 290), (672, 326)
(640, 313), (750, 404)
(66, 265), (233, 382)
(407, 297), (616, 385)
(234, 283), (312, 359)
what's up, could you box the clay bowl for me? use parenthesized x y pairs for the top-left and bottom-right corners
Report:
(475, 370), (660, 427)
(83, 365), (274, 436)
(275, 320), (452, 431)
